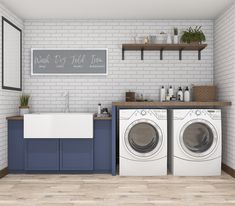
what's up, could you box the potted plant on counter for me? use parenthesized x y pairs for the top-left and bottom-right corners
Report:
(181, 26), (206, 44)
(19, 94), (30, 116)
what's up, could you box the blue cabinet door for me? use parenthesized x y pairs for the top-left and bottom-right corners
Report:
(94, 120), (112, 172)
(25, 139), (59, 171)
(60, 139), (93, 171)
(8, 120), (24, 172)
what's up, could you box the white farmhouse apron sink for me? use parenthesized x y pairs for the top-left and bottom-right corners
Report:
(24, 113), (94, 139)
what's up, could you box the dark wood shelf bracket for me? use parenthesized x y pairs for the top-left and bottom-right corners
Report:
(141, 48), (144, 60)
(122, 47), (125, 60)
(198, 49), (202, 60)
(179, 48), (183, 60)
(160, 49), (163, 60)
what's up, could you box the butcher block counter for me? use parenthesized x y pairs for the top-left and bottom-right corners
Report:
(112, 101), (232, 108)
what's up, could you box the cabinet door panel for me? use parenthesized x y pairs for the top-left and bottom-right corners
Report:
(60, 139), (93, 171)
(94, 120), (112, 172)
(8, 120), (24, 171)
(25, 139), (59, 171)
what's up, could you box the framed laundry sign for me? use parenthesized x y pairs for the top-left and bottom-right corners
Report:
(31, 48), (108, 75)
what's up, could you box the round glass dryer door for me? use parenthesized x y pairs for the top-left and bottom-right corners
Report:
(124, 120), (163, 158)
(180, 120), (218, 158)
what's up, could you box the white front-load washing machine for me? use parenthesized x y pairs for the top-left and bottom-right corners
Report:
(119, 109), (167, 176)
(169, 109), (222, 176)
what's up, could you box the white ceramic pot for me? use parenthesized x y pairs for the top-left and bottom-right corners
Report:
(149, 35), (157, 44)
(174, 35), (179, 44)
(157, 34), (166, 44)
(19, 107), (30, 116)
(166, 34), (172, 44)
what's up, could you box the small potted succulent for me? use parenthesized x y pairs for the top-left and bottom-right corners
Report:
(181, 26), (206, 44)
(173, 28), (179, 44)
(19, 94), (30, 116)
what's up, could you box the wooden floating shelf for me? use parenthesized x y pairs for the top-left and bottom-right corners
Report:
(122, 43), (207, 60)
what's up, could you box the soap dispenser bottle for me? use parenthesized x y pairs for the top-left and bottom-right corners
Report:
(98, 103), (102, 116)
(184, 86), (190, 102)
(177, 87), (183, 101)
(168, 85), (174, 98)
(160, 86), (166, 102)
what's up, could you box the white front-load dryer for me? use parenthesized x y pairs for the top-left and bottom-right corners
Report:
(169, 109), (222, 176)
(119, 109), (167, 176)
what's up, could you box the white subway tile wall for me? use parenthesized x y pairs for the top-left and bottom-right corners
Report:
(0, 3), (23, 170)
(214, 3), (235, 170)
(23, 20), (213, 114)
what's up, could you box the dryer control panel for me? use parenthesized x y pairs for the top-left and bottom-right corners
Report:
(173, 109), (221, 120)
(119, 109), (167, 120)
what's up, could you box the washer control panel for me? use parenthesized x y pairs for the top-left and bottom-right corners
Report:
(132, 109), (167, 120)
(173, 109), (221, 120)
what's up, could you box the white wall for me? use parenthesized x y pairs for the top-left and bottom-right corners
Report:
(23, 20), (213, 113)
(214, 3), (235, 169)
(0, 3), (23, 170)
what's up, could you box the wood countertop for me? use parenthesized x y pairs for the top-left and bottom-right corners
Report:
(6, 116), (24, 120)
(112, 101), (232, 107)
(6, 101), (232, 120)
(94, 116), (112, 120)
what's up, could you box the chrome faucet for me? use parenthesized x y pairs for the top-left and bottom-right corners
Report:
(62, 91), (69, 113)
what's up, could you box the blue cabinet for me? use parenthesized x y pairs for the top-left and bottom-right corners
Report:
(94, 120), (112, 172)
(8, 118), (113, 174)
(25, 139), (59, 171)
(60, 139), (93, 171)
(8, 120), (24, 172)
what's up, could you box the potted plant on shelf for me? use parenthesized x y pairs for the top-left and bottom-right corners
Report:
(19, 94), (30, 116)
(173, 28), (179, 44)
(181, 26), (206, 44)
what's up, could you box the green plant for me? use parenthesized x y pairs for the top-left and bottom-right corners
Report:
(174, 28), (178, 36)
(181, 26), (206, 44)
(20, 94), (30, 107)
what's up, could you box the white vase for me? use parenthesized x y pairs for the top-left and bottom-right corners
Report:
(174, 35), (179, 44)
(157, 34), (166, 44)
(19, 107), (30, 116)
(166, 34), (172, 44)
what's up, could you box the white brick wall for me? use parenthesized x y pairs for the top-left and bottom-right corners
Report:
(0, 3), (23, 170)
(214, 3), (235, 170)
(23, 20), (213, 113)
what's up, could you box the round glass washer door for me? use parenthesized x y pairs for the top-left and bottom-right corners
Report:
(179, 119), (218, 158)
(124, 119), (163, 158)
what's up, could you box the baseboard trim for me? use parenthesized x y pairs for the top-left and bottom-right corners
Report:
(222, 163), (235, 178)
(0, 167), (8, 178)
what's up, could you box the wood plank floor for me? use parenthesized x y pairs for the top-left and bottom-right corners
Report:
(0, 172), (234, 206)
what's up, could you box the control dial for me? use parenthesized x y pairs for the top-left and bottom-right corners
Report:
(195, 110), (201, 116)
(141, 110), (146, 116)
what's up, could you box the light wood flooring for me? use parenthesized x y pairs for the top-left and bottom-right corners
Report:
(0, 172), (234, 206)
